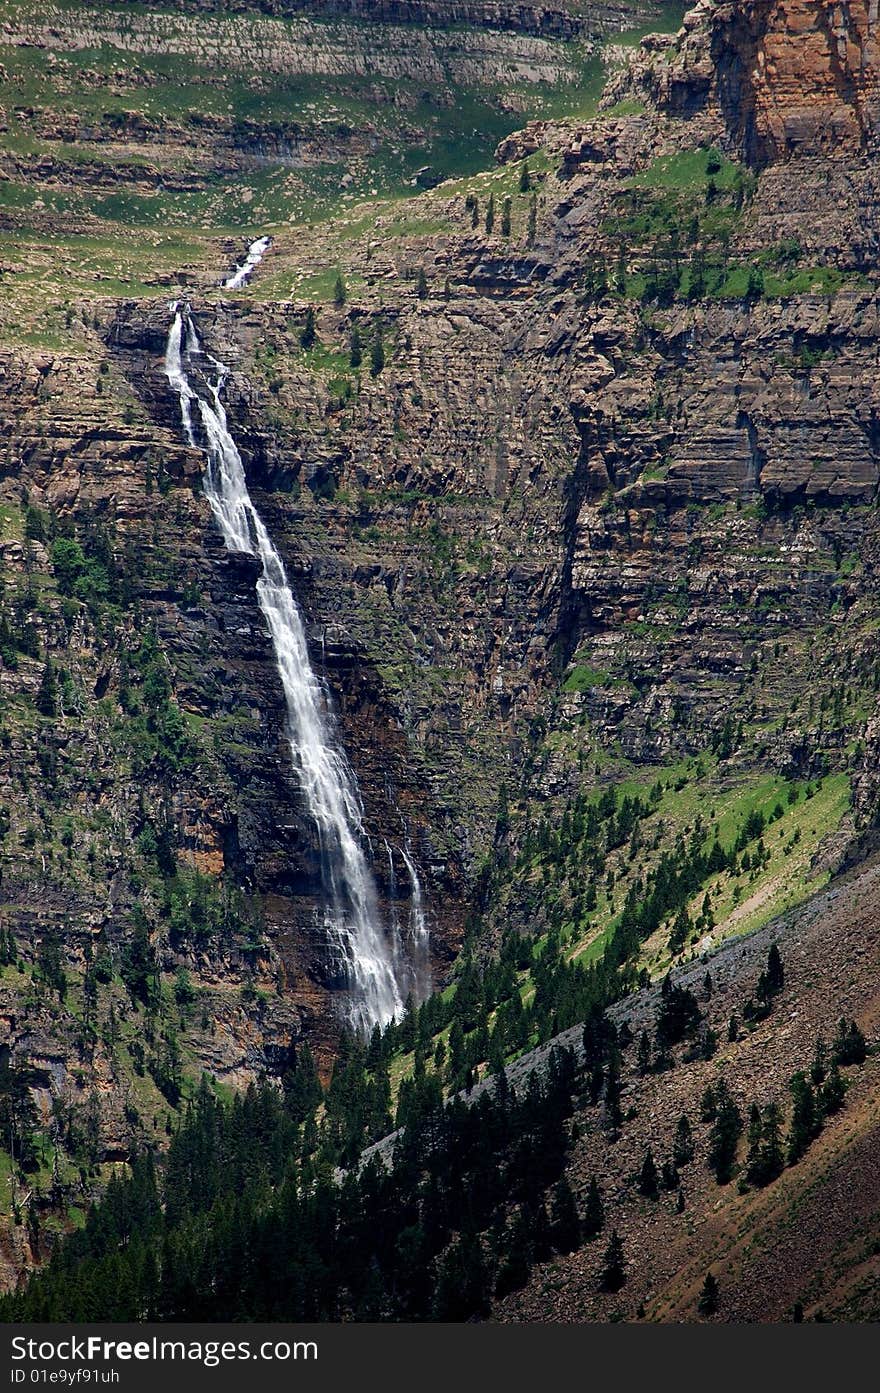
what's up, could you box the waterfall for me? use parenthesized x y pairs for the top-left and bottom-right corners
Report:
(164, 304), (404, 1031)
(401, 841), (431, 994)
(223, 236), (272, 290)
(384, 840), (404, 984)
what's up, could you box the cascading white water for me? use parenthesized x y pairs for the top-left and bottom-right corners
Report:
(223, 236), (272, 290)
(164, 304), (404, 1031)
(384, 839), (404, 984)
(401, 842), (430, 993)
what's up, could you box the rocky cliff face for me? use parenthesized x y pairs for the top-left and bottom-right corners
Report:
(2, 0), (880, 1285)
(604, 0), (880, 163)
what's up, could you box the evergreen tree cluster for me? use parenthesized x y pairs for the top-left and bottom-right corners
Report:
(1, 1046), (589, 1322)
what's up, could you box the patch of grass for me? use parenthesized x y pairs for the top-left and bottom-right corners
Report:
(563, 664), (611, 693)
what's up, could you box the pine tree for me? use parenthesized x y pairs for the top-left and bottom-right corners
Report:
(707, 1078), (742, 1183)
(832, 1017), (866, 1066)
(810, 1035), (827, 1085)
(549, 1178), (581, 1253)
(787, 1072), (819, 1164)
(604, 1051), (622, 1132)
(519, 160), (531, 193)
(669, 904), (690, 953)
(528, 1199), (553, 1263)
(501, 197), (512, 238)
(766, 943), (784, 994)
(756, 1102), (784, 1184)
(485, 192), (495, 235)
(495, 1213), (532, 1298)
(416, 267), (428, 300)
(333, 273), (346, 307)
(820, 1063), (846, 1115)
(673, 1113), (694, 1167)
(300, 306), (316, 349)
(36, 660), (57, 717)
(698, 1271), (719, 1316)
(639, 1148), (659, 1200)
(699, 1084), (717, 1122)
(746, 1102), (762, 1170)
(599, 1228), (625, 1291)
(432, 1232), (489, 1320)
(637, 1029), (652, 1075)
(37, 930), (66, 999)
(349, 324), (362, 368)
(661, 1158), (680, 1191)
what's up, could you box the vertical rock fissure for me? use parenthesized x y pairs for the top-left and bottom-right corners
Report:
(165, 303), (411, 1032)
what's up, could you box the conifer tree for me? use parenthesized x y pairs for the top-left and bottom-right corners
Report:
(333, 273), (346, 307)
(787, 1072), (818, 1164)
(485, 192), (495, 234)
(707, 1078), (742, 1183)
(416, 267), (428, 300)
(661, 1159), (680, 1191)
(495, 1213), (532, 1298)
(604, 1051), (622, 1132)
(820, 1063), (846, 1115)
(639, 1148), (659, 1200)
(550, 1178), (581, 1254)
(526, 195), (537, 248)
(519, 160), (531, 193)
(433, 1233), (489, 1320)
(300, 306), (316, 349)
(36, 660), (57, 717)
(766, 943), (784, 994)
(673, 1113), (694, 1167)
(698, 1271), (719, 1316)
(501, 197), (512, 238)
(599, 1228), (625, 1291)
(832, 1017), (866, 1066)
(370, 326), (385, 377)
(349, 324), (362, 368)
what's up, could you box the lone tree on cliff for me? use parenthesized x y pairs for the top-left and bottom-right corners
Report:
(370, 326), (385, 377)
(638, 1148), (659, 1200)
(300, 305), (316, 349)
(698, 1271), (719, 1316)
(35, 660), (57, 717)
(600, 1229), (626, 1291)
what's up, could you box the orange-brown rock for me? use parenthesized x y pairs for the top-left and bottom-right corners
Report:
(604, 0), (880, 164)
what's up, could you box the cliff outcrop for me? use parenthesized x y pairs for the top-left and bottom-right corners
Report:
(604, 0), (880, 163)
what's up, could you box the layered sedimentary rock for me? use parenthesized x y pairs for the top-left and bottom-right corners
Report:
(2, 0), (880, 1258)
(604, 0), (880, 163)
